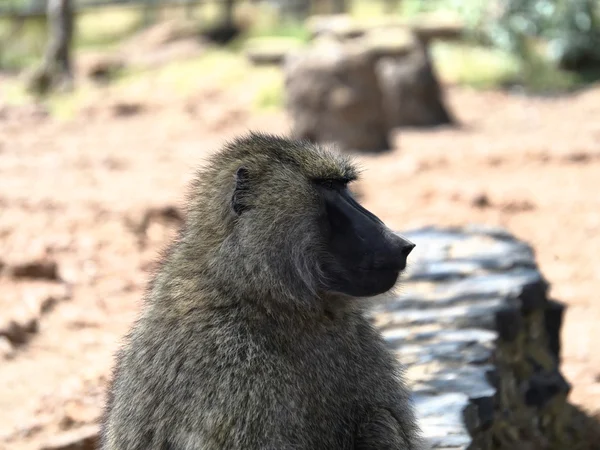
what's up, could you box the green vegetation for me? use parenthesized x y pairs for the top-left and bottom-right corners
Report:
(404, 0), (600, 93)
(133, 48), (247, 94)
(0, 1), (226, 70)
(484, 0), (600, 93)
(0, 15), (46, 71)
(253, 67), (284, 110)
(249, 21), (310, 43)
(432, 42), (520, 89)
(3, 0), (600, 118)
(75, 6), (145, 49)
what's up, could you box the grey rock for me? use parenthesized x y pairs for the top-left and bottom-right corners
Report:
(378, 298), (509, 330)
(283, 41), (390, 153)
(373, 225), (583, 449)
(376, 41), (454, 129)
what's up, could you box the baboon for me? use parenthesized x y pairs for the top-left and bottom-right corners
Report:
(101, 132), (421, 450)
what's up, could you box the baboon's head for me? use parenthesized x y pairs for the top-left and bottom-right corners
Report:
(184, 132), (414, 306)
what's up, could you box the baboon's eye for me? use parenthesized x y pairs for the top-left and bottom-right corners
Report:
(314, 178), (349, 190)
(321, 180), (335, 190)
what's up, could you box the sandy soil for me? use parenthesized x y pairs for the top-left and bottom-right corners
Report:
(1, 75), (600, 449)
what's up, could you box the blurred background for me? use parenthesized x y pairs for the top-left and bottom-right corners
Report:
(1, 0), (600, 448)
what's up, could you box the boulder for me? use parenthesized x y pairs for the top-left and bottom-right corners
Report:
(376, 41), (454, 128)
(284, 40), (390, 152)
(375, 225), (600, 449)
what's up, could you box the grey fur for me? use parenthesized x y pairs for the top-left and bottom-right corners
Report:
(101, 132), (422, 450)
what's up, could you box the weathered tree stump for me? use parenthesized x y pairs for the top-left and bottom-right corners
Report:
(375, 225), (600, 449)
(284, 41), (390, 153)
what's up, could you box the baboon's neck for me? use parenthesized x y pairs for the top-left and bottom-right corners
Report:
(151, 243), (363, 324)
(149, 205), (368, 322)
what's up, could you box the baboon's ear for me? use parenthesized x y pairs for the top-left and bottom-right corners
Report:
(232, 167), (251, 216)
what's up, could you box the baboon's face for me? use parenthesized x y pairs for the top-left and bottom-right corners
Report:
(314, 179), (415, 298)
(230, 150), (414, 300)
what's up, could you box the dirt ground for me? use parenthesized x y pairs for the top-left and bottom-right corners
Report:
(1, 72), (600, 449)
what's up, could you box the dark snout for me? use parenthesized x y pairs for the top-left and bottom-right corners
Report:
(324, 187), (415, 273)
(337, 194), (415, 272)
(321, 186), (416, 297)
(379, 233), (415, 272)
